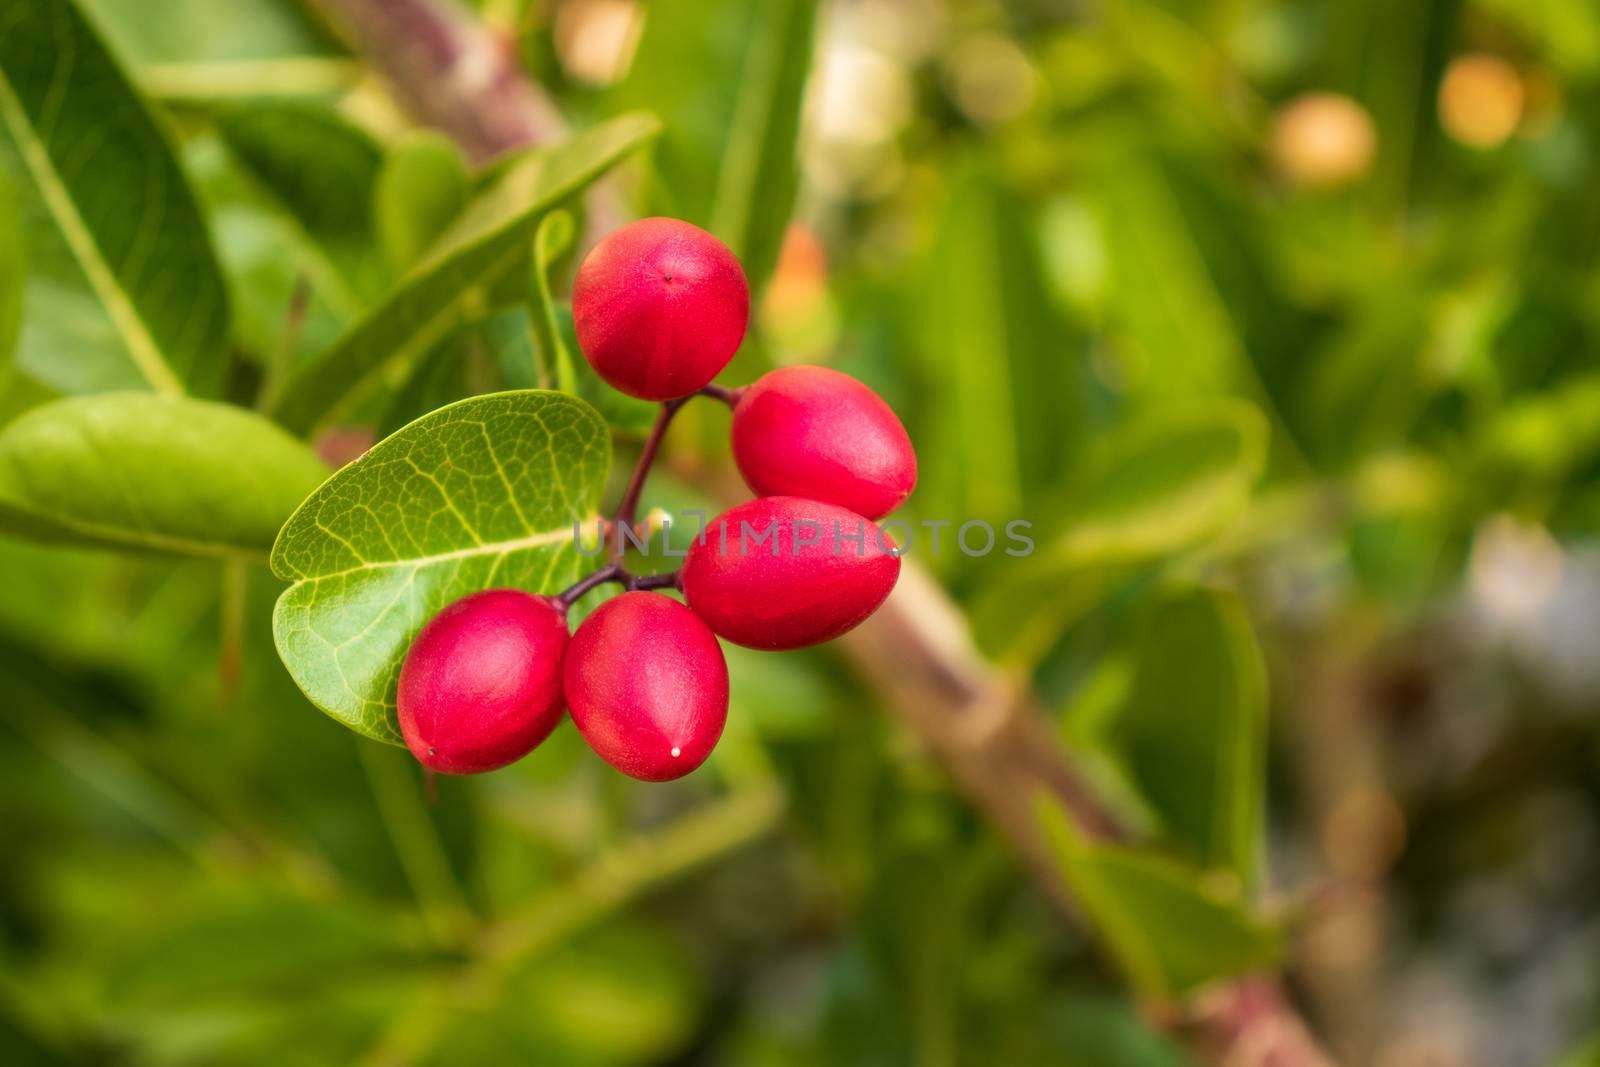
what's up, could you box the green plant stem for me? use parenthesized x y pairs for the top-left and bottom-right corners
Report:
(257, 276), (310, 412)
(218, 559), (247, 703)
(356, 739), (476, 946)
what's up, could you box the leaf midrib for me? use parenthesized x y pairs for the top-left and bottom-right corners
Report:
(276, 517), (592, 583)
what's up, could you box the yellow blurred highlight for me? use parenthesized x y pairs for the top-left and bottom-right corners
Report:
(1270, 92), (1376, 188)
(555, 0), (643, 87)
(1438, 53), (1523, 149)
(942, 33), (1038, 127)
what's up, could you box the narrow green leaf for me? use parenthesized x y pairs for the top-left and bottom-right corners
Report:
(0, 393), (328, 559)
(270, 391), (611, 745)
(219, 102), (388, 313)
(0, 0), (230, 396)
(264, 111), (660, 435)
(374, 128), (471, 274)
(1113, 587), (1268, 884)
(1036, 800), (1279, 1000)
(707, 0), (818, 292)
(76, 0), (336, 67)
(527, 210), (577, 391)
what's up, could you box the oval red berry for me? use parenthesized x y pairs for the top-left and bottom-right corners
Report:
(397, 589), (569, 775)
(682, 496), (901, 651)
(731, 365), (917, 520)
(572, 217), (749, 401)
(564, 592), (729, 781)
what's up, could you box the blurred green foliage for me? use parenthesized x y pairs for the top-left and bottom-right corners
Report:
(1, 0), (1599, 1064)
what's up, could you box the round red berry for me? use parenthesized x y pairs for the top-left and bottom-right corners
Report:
(572, 217), (749, 401)
(731, 365), (917, 520)
(681, 496), (901, 650)
(563, 592), (729, 781)
(397, 589), (569, 775)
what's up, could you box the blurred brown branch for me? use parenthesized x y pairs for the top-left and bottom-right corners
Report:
(312, 0), (565, 162)
(321, 1), (1337, 1063)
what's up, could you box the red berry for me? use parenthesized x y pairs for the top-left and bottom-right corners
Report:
(731, 365), (917, 520)
(682, 497), (901, 650)
(572, 218), (749, 401)
(397, 589), (569, 775)
(564, 592), (729, 781)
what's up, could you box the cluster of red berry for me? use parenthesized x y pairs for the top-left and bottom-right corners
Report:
(397, 219), (917, 781)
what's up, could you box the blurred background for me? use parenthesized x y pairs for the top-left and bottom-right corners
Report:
(3, 0), (1600, 1064)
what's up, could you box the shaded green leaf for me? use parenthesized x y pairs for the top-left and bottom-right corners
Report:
(264, 111), (660, 435)
(1112, 587), (1267, 883)
(219, 102), (387, 313)
(375, 308), (522, 438)
(0, 392), (328, 558)
(374, 128), (471, 274)
(0, 0), (230, 396)
(1036, 800), (1278, 999)
(271, 391), (610, 744)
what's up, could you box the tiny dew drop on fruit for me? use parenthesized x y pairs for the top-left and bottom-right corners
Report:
(731, 365), (917, 520)
(563, 592), (729, 781)
(396, 589), (570, 775)
(572, 217), (750, 401)
(682, 496), (902, 651)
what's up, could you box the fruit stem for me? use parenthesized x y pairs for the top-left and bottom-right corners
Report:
(626, 570), (682, 592)
(556, 563), (622, 607)
(697, 383), (744, 407)
(556, 562), (681, 606)
(610, 397), (687, 564)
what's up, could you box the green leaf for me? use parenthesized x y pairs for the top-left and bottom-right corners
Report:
(1112, 588), (1267, 884)
(0, 393), (328, 558)
(270, 390), (610, 745)
(707, 0), (818, 292)
(219, 102), (388, 314)
(0, 0), (230, 396)
(1036, 800), (1279, 1000)
(76, 0), (337, 67)
(374, 128), (471, 274)
(264, 112), (660, 436)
